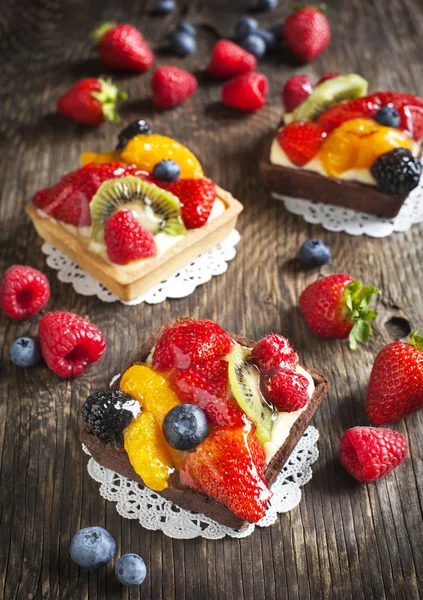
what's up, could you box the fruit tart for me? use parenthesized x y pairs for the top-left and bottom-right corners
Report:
(26, 121), (243, 301)
(80, 318), (329, 529)
(261, 74), (423, 218)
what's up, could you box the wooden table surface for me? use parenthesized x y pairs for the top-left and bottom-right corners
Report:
(1, 0), (423, 598)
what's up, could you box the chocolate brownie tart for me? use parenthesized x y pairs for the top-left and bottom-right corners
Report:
(81, 318), (330, 529)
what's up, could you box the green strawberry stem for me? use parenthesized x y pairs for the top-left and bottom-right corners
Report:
(344, 280), (381, 350)
(91, 22), (116, 45)
(91, 78), (127, 124)
(409, 330), (423, 351)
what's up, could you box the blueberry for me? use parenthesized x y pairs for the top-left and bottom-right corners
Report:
(10, 337), (41, 368)
(240, 34), (267, 59)
(255, 29), (277, 51)
(297, 239), (331, 268)
(374, 106), (401, 128)
(235, 16), (258, 40)
(256, 0), (278, 10)
(176, 21), (196, 37)
(116, 119), (152, 151)
(153, 160), (181, 181)
(267, 23), (282, 41)
(70, 527), (116, 569)
(115, 554), (147, 587)
(169, 31), (196, 56)
(162, 404), (208, 450)
(154, 0), (176, 15)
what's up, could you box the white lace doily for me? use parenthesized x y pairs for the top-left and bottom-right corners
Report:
(275, 172), (423, 237)
(83, 425), (319, 540)
(41, 230), (240, 305)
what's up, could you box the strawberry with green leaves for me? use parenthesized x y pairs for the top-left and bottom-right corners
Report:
(299, 273), (380, 349)
(367, 331), (423, 424)
(57, 78), (127, 125)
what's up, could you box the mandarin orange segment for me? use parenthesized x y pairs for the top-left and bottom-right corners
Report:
(120, 134), (203, 179)
(124, 411), (173, 491)
(354, 128), (413, 168)
(81, 151), (122, 166)
(319, 128), (359, 177)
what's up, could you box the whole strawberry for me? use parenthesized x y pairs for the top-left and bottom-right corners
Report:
(165, 179), (216, 228)
(104, 210), (157, 264)
(339, 426), (408, 482)
(282, 75), (313, 112)
(92, 22), (154, 72)
(151, 66), (197, 108)
(57, 78), (127, 125)
(299, 274), (380, 349)
(283, 6), (331, 64)
(367, 332), (423, 425)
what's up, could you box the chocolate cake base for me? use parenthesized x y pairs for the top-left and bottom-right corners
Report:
(81, 318), (330, 529)
(260, 137), (408, 219)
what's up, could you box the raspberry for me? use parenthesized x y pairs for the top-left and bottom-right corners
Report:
(252, 334), (298, 373)
(371, 148), (422, 195)
(104, 210), (157, 265)
(277, 122), (327, 166)
(82, 390), (139, 446)
(208, 40), (256, 79)
(151, 66), (197, 108)
(282, 75), (313, 112)
(260, 368), (309, 412)
(0, 265), (50, 320)
(39, 311), (106, 378)
(339, 427), (408, 482)
(222, 72), (268, 112)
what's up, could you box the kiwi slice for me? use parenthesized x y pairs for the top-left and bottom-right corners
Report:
(90, 176), (186, 242)
(228, 344), (275, 444)
(292, 74), (369, 122)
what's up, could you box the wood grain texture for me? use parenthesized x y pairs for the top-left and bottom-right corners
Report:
(0, 0), (422, 598)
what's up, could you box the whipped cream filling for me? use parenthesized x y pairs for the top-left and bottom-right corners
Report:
(36, 197), (226, 271)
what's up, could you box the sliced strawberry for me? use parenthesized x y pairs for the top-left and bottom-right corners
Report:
(277, 122), (327, 166)
(317, 95), (382, 132)
(165, 179), (216, 229)
(179, 425), (272, 523)
(152, 318), (233, 371)
(373, 92), (423, 141)
(170, 359), (245, 427)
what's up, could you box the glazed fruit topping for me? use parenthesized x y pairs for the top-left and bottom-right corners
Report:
(317, 95), (381, 132)
(82, 390), (140, 446)
(165, 178), (216, 229)
(151, 66), (198, 108)
(57, 78), (127, 125)
(261, 368), (309, 412)
(299, 274), (380, 349)
(104, 210), (157, 265)
(39, 311), (106, 378)
(162, 404), (208, 450)
(252, 334), (298, 373)
(222, 72), (268, 112)
(170, 359), (246, 426)
(374, 106), (401, 128)
(277, 122), (327, 166)
(370, 148), (422, 195)
(152, 318), (233, 371)
(282, 75), (313, 113)
(179, 425), (272, 523)
(92, 22), (154, 72)
(208, 40), (257, 79)
(0, 265), (50, 320)
(366, 332), (423, 425)
(116, 119), (152, 151)
(339, 427), (408, 482)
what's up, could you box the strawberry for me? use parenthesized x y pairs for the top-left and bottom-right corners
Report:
(299, 274), (380, 349)
(373, 92), (423, 141)
(91, 22), (154, 72)
(151, 66), (197, 108)
(366, 332), (423, 425)
(152, 318), (233, 371)
(261, 368), (309, 412)
(208, 40), (257, 79)
(170, 359), (246, 427)
(317, 72), (340, 85)
(339, 427), (408, 482)
(33, 163), (147, 227)
(104, 210), (157, 265)
(57, 78), (127, 125)
(252, 334), (298, 373)
(222, 72), (268, 112)
(317, 95), (381, 132)
(282, 75), (313, 113)
(277, 122), (327, 166)
(165, 179), (216, 229)
(179, 425), (272, 522)
(283, 6), (331, 64)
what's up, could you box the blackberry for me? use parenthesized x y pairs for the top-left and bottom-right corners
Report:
(116, 120), (152, 151)
(82, 390), (140, 446)
(371, 148), (422, 195)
